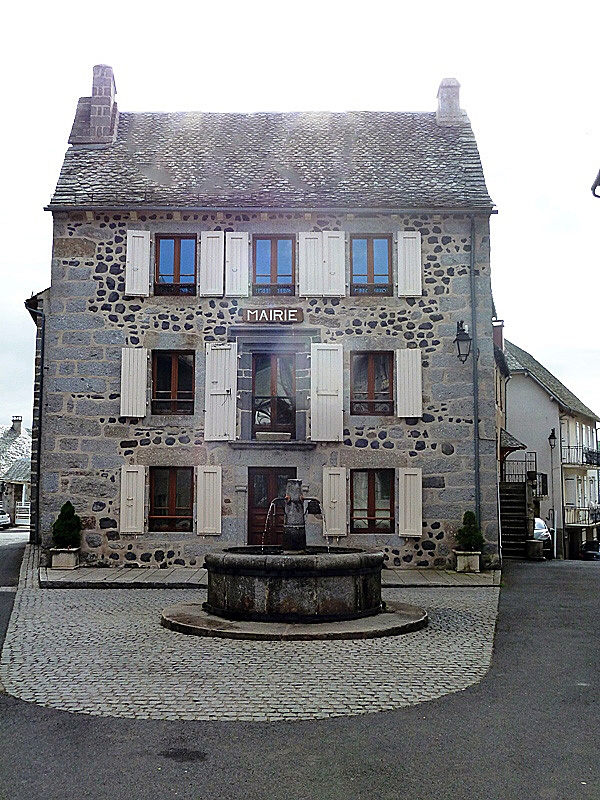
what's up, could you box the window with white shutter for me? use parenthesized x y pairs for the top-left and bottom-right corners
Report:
(196, 466), (222, 535)
(395, 348), (422, 418)
(310, 343), (344, 441)
(322, 467), (347, 536)
(299, 231), (346, 296)
(204, 342), (238, 441)
(398, 467), (422, 537)
(199, 231), (225, 296)
(125, 230), (150, 296)
(225, 232), (249, 297)
(120, 348), (148, 417)
(120, 465), (145, 534)
(397, 230), (422, 297)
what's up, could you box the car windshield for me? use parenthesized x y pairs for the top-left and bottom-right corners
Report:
(534, 520), (545, 530)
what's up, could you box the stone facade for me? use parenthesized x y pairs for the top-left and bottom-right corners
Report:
(32, 67), (499, 569)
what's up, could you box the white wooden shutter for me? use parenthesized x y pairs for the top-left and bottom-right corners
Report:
(225, 232), (249, 297)
(196, 466), (222, 535)
(120, 465), (145, 534)
(204, 342), (238, 441)
(125, 230), (150, 296)
(398, 230), (422, 296)
(310, 343), (344, 441)
(199, 231), (225, 296)
(398, 467), (422, 537)
(322, 231), (346, 296)
(322, 467), (347, 536)
(396, 349), (422, 417)
(120, 348), (148, 417)
(298, 232), (323, 295)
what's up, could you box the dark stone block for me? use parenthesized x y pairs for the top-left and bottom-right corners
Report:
(154, 550), (165, 562)
(416, 560), (429, 567)
(109, 553), (120, 560)
(140, 552), (152, 562)
(355, 439), (368, 448)
(441, 443), (455, 455)
(423, 476), (445, 488)
(92, 501), (106, 512)
(106, 530), (120, 541)
(167, 550), (175, 558)
(174, 558), (185, 565)
(124, 552), (137, 561)
(99, 517), (117, 529)
(422, 540), (436, 551)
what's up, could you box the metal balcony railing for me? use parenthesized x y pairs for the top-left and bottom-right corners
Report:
(501, 452), (537, 482)
(561, 446), (600, 466)
(564, 506), (600, 526)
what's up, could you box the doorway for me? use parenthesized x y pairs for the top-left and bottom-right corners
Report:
(248, 467), (297, 545)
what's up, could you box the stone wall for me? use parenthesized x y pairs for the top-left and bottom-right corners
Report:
(38, 209), (498, 568)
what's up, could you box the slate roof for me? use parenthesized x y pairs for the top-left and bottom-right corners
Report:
(505, 340), (599, 421)
(49, 110), (493, 211)
(0, 425), (32, 479)
(3, 458), (30, 483)
(500, 428), (527, 453)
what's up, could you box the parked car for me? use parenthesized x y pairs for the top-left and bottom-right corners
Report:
(0, 510), (11, 528)
(579, 540), (600, 561)
(534, 518), (553, 557)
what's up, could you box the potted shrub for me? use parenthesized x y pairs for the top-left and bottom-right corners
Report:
(49, 501), (82, 569)
(453, 511), (485, 573)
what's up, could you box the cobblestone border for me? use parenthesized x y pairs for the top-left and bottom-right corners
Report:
(0, 546), (499, 721)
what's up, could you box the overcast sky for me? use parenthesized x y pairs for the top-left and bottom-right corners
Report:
(1, 0), (598, 429)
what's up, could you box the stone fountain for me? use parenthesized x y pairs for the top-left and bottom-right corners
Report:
(161, 478), (427, 640)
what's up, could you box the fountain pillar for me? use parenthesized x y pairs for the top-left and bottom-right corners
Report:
(282, 479), (306, 551)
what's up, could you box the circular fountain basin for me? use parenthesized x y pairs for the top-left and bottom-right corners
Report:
(203, 546), (385, 623)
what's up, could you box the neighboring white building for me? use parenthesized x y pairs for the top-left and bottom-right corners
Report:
(505, 341), (599, 558)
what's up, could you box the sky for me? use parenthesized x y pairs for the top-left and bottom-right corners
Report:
(1, 0), (599, 429)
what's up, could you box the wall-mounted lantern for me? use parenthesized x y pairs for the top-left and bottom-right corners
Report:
(454, 320), (472, 363)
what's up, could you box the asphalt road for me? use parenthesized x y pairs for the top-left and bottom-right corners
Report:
(0, 549), (598, 800)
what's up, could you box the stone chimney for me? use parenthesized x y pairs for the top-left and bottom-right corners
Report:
(69, 65), (119, 145)
(11, 416), (22, 436)
(436, 78), (464, 126)
(492, 320), (504, 350)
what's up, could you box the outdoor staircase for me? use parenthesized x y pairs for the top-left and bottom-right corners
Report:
(499, 482), (528, 558)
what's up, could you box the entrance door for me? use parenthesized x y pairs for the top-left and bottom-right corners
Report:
(248, 467), (297, 545)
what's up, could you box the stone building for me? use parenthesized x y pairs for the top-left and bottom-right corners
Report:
(29, 65), (499, 569)
(0, 416), (32, 524)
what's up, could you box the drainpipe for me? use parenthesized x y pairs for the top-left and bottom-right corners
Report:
(24, 298), (45, 545)
(469, 215), (481, 526)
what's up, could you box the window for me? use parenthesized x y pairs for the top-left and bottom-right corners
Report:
(252, 353), (296, 438)
(151, 351), (194, 415)
(350, 469), (395, 533)
(350, 235), (392, 296)
(350, 352), (393, 415)
(149, 467), (193, 532)
(253, 236), (295, 295)
(155, 236), (196, 295)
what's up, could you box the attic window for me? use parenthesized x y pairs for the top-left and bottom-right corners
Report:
(155, 236), (197, 295)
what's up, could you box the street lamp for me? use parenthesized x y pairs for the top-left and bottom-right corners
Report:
(548, 428), (557, 558)
(454, 320), (472, 363)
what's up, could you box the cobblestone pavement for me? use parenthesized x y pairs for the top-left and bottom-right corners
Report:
(0, 546), (499, 721)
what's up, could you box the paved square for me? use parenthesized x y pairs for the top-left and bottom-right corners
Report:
(0, 548), (499, 721)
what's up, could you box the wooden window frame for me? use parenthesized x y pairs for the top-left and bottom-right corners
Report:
(151, 350), (195, 415)
(252, 235), (296, 296)
(149, 466), (194, 532)
(350, 469), (395, 534)
(350, 351), (394, 415)
(350, 235), (393, 296)
(252, 352), (296, 438)
(155, 235), (197, 296)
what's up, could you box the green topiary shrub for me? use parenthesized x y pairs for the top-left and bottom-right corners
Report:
(52, 501), (82, 549)
(455, 511), (485, 552)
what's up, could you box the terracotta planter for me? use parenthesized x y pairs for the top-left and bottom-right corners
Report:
(454, 549), (481, 573)
(49, 548), (80, 569)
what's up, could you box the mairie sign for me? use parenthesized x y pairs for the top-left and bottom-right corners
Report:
(242, 308), (304, 324)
